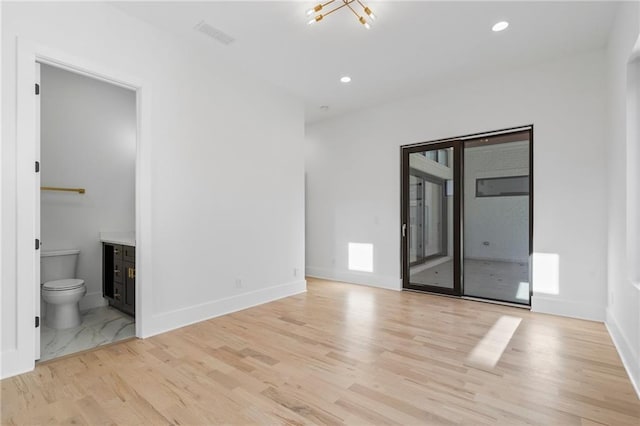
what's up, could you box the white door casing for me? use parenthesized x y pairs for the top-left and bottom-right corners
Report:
(35, 61), (41, 360)
(4, 38), (152, 379)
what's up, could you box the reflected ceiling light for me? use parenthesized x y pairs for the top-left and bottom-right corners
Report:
(340, 76), (351, 83)
(306, 0), (375, 29)
(492, 21), (509, 32)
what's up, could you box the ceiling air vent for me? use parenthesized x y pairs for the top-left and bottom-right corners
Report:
(194, 21), (235, 46)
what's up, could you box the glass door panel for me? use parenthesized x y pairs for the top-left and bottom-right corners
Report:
(463, 135), (531, 304)
(404, 146), (459, 294)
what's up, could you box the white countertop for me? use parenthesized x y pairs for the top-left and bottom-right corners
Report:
(100, 231), (135, 247)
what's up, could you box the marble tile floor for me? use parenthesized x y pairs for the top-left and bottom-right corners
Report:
(39, 306), (135, 362)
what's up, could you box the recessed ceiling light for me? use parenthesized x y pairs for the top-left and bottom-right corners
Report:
(492, 21), (509, 32)
(340, 76), (352, 83)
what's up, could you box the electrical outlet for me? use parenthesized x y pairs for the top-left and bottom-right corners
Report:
(235, 279), (242, 289)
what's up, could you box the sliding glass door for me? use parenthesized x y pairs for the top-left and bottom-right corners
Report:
(401, 128), (533, 306)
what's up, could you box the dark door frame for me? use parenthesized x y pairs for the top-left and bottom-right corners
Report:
(401, 140), (462, 296)
(400, 125), (534, 306)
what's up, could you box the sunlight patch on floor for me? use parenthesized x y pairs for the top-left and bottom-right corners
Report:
(466, 315), (522, 369)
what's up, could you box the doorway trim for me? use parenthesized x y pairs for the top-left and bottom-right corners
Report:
(14, 38), (152, 374)
(400, 125), (534, 305)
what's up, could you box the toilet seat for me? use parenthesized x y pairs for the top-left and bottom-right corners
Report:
(42, 278), (84, 291)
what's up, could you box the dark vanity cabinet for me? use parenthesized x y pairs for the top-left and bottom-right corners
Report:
(102, 243), (135, 316)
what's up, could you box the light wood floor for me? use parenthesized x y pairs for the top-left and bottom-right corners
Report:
(2, 278), (639, 425)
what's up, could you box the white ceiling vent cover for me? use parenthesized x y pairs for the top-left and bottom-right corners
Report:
(194, 21), (235, 45)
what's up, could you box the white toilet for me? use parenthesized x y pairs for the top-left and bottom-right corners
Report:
(41, 249), (86, 329)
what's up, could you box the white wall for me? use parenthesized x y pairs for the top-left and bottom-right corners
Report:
(306, 49), (608, 320)
(464, 142), (529, 263)
(40, 64), (136, 311)
(2, 2), (305, 378)
(605, 1), (640, 396)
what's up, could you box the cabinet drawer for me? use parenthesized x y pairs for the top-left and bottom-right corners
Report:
(112, 244), (123, 260)
(113, 283), (124, 305)
(113, 259), (124, 283)
(123, 245), (135, 263)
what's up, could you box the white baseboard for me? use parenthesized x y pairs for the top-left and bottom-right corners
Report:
(79, 291), (108, 311)
(531, 294), (605, 322)
(142, 279), (307, 338)
(606, 308), (640, 399)
(1, 349), (34, 380)
(306, 266), (401, 291)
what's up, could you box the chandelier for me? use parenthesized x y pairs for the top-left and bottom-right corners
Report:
(306, 0), (377, 29)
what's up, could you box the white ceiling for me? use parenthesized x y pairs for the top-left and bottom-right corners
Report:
(113, 1), (619, 123)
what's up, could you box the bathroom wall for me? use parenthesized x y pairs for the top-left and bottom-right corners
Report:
(40, 64), (136, 311)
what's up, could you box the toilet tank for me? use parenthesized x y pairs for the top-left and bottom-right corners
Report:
(40, 249), (80, 283)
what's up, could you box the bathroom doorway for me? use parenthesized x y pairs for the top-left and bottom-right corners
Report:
(36, 62), (137, 361)
(12, 40), (150, 375)
(401, 127), (533, 306)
